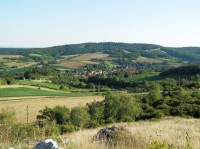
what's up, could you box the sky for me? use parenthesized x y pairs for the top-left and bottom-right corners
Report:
(0, 0), (200, 48)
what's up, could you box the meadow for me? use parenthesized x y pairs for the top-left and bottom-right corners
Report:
(133, 56), (161, 63)
(57, 53), (114, 68)
(63, 117), (200, 149)
(0, 55), (23, 59)
(59, 60), (89, 68)
(0, 87), (67, 97)
(17, 80), (61, 90)
(5, 61), (37, 68)
(72, 53), (110, 61)
(124, 72), (161, 81)
(1, 117), (198, 148)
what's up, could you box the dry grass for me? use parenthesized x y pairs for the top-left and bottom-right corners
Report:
(5, 62), (37, 68)
(0, 96), (104, 123)
(59, 60), (87, 68)
(59, 60), (99, 68)
(72, 53), (110, 61)
(58, 53), (115, 68)
(62, 117), (200, 149)
(0, 55), (23, 59)
(60, 54), (80, 59)
(0, 85), (63, 92)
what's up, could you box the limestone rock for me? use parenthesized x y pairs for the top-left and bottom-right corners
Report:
(33, 139), (62, 149)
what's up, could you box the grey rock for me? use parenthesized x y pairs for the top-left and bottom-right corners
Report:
(33, 139), (62, 149)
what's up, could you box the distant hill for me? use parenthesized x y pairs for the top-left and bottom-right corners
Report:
(0, 42), (200, 73)
(0, 42), (199, 63)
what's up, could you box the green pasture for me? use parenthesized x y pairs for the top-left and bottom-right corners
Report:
(50, 64), (71, 69)
(17, 80), (61, 90)
(0, 88), (67, 97)
(0, 59), (12, 63)
(124, 72), (161, 81)
(0, 87), (100, 98)
(104, 61), (117, 68)
(5, 65), (36, 74)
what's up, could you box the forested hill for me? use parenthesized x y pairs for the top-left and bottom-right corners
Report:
(0, 43), (161, 56)
(0, 42), (200, 62)
(160, 64), (200, 76)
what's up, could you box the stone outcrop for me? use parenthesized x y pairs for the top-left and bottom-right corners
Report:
(33, 139), (62, 149)
(93, 126), (135, 147)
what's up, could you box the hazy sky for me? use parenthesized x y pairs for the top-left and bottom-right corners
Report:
(0, 0), (200, 47)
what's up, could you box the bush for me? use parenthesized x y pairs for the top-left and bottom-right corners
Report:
(148, 140), (175, 149)
(59, 124), (80, 134)
(43, 122), (60, 137)
(70, 106), (90, 128)
(87, 101), (105, 125)
(10, 124), (35, 140)
(60, 85), (69, 90)
(0, 107), (16, 125)
(38, 106), (70, 125)
(104, 92), (142, 122)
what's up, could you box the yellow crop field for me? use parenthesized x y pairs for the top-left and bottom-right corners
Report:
(59, 60), (87, 68)
(58, 53), (116, 68)
(0, 96), (104, 123)
(0, 55), (23, 59)
(72, 53), (110, 61)
(5, 62), (37, 68)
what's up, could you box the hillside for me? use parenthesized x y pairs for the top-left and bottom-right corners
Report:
(0, 42), (200, 74)
(0, 42), (200, 62)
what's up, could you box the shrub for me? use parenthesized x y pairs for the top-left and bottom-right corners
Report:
(0, 107), (16, 125)
(87, 101), (105, 125)
(38, 106), (70, 125)
(10, 124), (35, 140)
(103, 92), (142, 123)
(70, 106), (90, 128)
(43, 122), (60, 137)
(59, 124), (80, 134)
(148, 140), (175, 149)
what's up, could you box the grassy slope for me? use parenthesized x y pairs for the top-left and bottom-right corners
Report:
(64, 117), (200, 149)
(124, 72), (161, 81)
(17, 80), (61, 90)
(1, 43), (199, 64)
(1, 117), (198, 148)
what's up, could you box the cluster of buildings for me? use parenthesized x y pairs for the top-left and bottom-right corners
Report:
(65, 67), (138, 79)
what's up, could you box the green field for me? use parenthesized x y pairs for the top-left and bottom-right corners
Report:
(17, 80), (61, 90)
(0, 88), (67, 97)
(5, 65), (36, 74)
(29, 53), (42, 57)
(124, 72), (161, 81)
(104, 61), (117, 68)
(0, 59), (12, 63)
(0, 87), (101, 98)
(50, 63), (71, 69)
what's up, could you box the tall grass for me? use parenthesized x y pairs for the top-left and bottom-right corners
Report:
(0, 117), (199, 148)
(62, 117), (199, 149)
